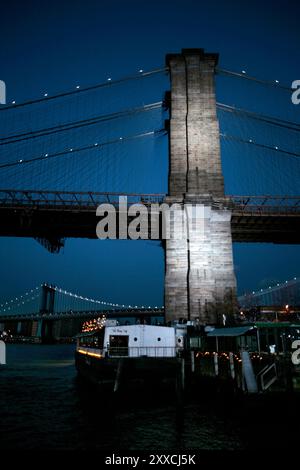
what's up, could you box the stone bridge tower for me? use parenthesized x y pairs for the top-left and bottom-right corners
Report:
(164, 48), (237, 325)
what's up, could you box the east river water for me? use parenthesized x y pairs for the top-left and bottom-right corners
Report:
(0, 344), (298, 451)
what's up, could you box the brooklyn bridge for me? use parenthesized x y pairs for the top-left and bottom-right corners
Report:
(0, 48), (299, 339)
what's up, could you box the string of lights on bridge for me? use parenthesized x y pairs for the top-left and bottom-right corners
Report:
(220, 133), (300, 159)
(0, 286), (40, 313)
(0, 129), (165, 170)
(241, 277), (299, 297)
(0, 102), (164, 147)
(1, 278), (298, 316)
(1, 101), (299, 150)
(0, 284), (164, 316)
(0, 61), (297, 175)
(217, 103), (300, 133)
(216, 68), (293, 92)
(4, 101), (297, 150)
(53, 285), (164, 310)
(1, 122), (299, 172)
(0, 63), (293, 111)
(0, 67), (168, 111)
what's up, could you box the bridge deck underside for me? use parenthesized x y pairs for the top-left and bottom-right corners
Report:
(0, 204), (300, 244)
(231, 212), (300, 243)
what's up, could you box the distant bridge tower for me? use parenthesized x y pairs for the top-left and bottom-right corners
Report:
(164, 48), (237, 325)
(39, 283), (55, 314)
(38, 283), (56, 342)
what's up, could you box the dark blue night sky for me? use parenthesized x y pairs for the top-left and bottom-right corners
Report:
(0, 0), (299, 306)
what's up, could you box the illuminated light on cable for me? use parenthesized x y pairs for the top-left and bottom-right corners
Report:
(44, 153), (48, 157)
(69, 148), (73, 152)
(119, 137), (123, 140)
(18, 159), (23, 163)
(275, 80), (279, 84)
(139, 69), (143, 73)
(0, 129), (164, 170)
(94, 143), (98, 146)
(76, 85), (80, 89)
(242, 70), (246, 74)
(49, 284), (160, 311)
(12, 100), (16, 104)
(107, 78), (112, 81)
(275, 146), (278, 150)
(249, 139), (253, 143)
(44, 93), (48, 97)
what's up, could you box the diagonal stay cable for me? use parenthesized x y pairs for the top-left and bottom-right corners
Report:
(217, 102), (300, 132)
(220, 132), (300, 158)
(0, 102), (163, 146)
(0, 129), (166, 169)
(0, 68), (169, 112)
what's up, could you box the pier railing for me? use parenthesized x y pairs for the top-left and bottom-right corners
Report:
(107, 346), (178, 358)
(76, 345), (179, 358)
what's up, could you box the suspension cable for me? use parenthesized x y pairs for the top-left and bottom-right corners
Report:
(216, 68), (292, 91)
(0, 102), (163, 146)
(0, 129), (166, 169)
(0, 67), (168, 112)
(220, 132), (300, 158)
(54, 286), (163, 309)
(217, 102), (300, 132)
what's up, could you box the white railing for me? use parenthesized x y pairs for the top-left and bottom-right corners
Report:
(107, 346), (177, 358)
(77, 345), (177, 358)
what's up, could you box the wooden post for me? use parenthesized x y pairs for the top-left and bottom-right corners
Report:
(114, 359), (124, 393)
(214, 337), (219, 376)
(229, 352), (235, 379)
(256, 328), (261, 354)
(191, 350), (195, 372)
(214, 352), (219, 376)
(0, 340), (6, 365)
